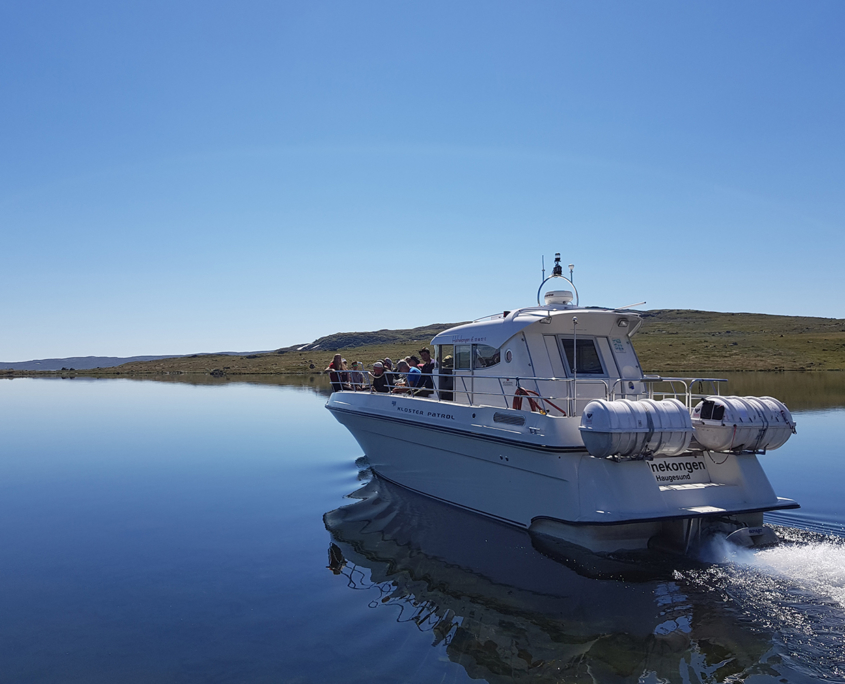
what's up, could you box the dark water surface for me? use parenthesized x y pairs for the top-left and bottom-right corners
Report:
(0, 373), (843, 683)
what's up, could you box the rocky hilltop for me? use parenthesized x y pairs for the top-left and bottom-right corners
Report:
(295, 323), (465, 352)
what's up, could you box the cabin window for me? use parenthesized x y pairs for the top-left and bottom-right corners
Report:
(473, 344), (500, 369)
(559, 337), (606, 376)
(455, 345), (472, 370)
(436, 344), (454, 369)
(436, 345), (455, 401)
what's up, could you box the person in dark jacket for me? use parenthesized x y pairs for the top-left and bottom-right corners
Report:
(418, 348), (435, 383)
(371, 362), (391, 393)
(415, 349), (435, 397)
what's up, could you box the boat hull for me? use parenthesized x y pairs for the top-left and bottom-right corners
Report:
(327, 392), (798, 553)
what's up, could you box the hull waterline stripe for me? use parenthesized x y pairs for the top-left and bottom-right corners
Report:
(531, 500), (800, 528)
(373, 470), (799, 530)
(327, 404), (585, 454)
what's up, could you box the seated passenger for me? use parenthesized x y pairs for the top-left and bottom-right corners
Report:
(349, 361), (367, 390)
(371, 362), (391, 393)
(382, 358), (396, 387)
(325, 354), (345, 392)
(406, 356), (422, 389)
(390, 361), (415, 393)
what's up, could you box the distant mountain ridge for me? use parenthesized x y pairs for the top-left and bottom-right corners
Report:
(2, 322), (465, 371)
(0, 351), (273, 372)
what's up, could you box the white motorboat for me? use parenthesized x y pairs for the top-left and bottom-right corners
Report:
(326, 255), (798, 554)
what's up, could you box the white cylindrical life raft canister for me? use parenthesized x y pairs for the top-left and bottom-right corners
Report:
(691, 395), (796, 453)
(579, 398), (694, 459)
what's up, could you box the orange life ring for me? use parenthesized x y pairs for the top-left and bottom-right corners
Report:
(512, 387), (567, 416)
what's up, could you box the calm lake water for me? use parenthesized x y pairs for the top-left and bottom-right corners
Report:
(0, 373), (843, 683)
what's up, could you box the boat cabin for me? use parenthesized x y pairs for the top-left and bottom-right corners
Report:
(430, 291), (646, 416)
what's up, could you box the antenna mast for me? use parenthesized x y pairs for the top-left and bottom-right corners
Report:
(536, 252), (579, 307)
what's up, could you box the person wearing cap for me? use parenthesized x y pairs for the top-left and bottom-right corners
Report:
(371, 362), (391, 393)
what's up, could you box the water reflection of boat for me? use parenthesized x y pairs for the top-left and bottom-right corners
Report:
(327, 255), (798, 553)
(324, 474), (775, 683)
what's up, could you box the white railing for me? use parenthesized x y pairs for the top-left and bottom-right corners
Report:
(332, 370), (727, 417)
(448, 373), (610, 417)
(634, 376), (727, 409)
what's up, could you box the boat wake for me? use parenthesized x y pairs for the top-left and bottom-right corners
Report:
(754, 537), (845, 608)
(683, 524), (845, 681)
(331, 472), (845, 682)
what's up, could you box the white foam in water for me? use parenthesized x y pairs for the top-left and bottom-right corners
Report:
(753, 542), (845, 607)
(690, 530), (845, 679)
(701, 534), (845, 607)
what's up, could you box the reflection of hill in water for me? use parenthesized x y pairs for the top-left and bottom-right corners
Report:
(678, 371), (845, 412)
(64, 370), (845, 409)
(324, 476), (778, 683)
(72, 373), (334, 395)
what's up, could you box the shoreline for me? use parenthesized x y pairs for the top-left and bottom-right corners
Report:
(5, 308), (845, 377)
(4, 366), (845, 380)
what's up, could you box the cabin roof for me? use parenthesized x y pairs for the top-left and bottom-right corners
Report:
(431, 306), (639, 349)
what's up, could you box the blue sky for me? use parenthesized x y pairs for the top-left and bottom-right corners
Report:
(2, 1), (843, 361)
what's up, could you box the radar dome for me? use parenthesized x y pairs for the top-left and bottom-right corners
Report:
(544, 290), (574, 306)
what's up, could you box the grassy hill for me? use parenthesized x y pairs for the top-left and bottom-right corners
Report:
(5, 309), (845, 379)
(634, 309), (845, 372)
(15, 323), (467, 379)
(296, 322), (464, 351)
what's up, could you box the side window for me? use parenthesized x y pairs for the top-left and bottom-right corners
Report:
(437, 344), (454, 370)
(455, 345), (471, 370)
(473, 344), (500, 369)
(559, 337), (606, 375)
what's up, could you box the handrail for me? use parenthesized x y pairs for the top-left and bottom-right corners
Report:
(337, 370), (609, 416)
(333, 370), (729, 416)
(636, 376), (727, 408)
